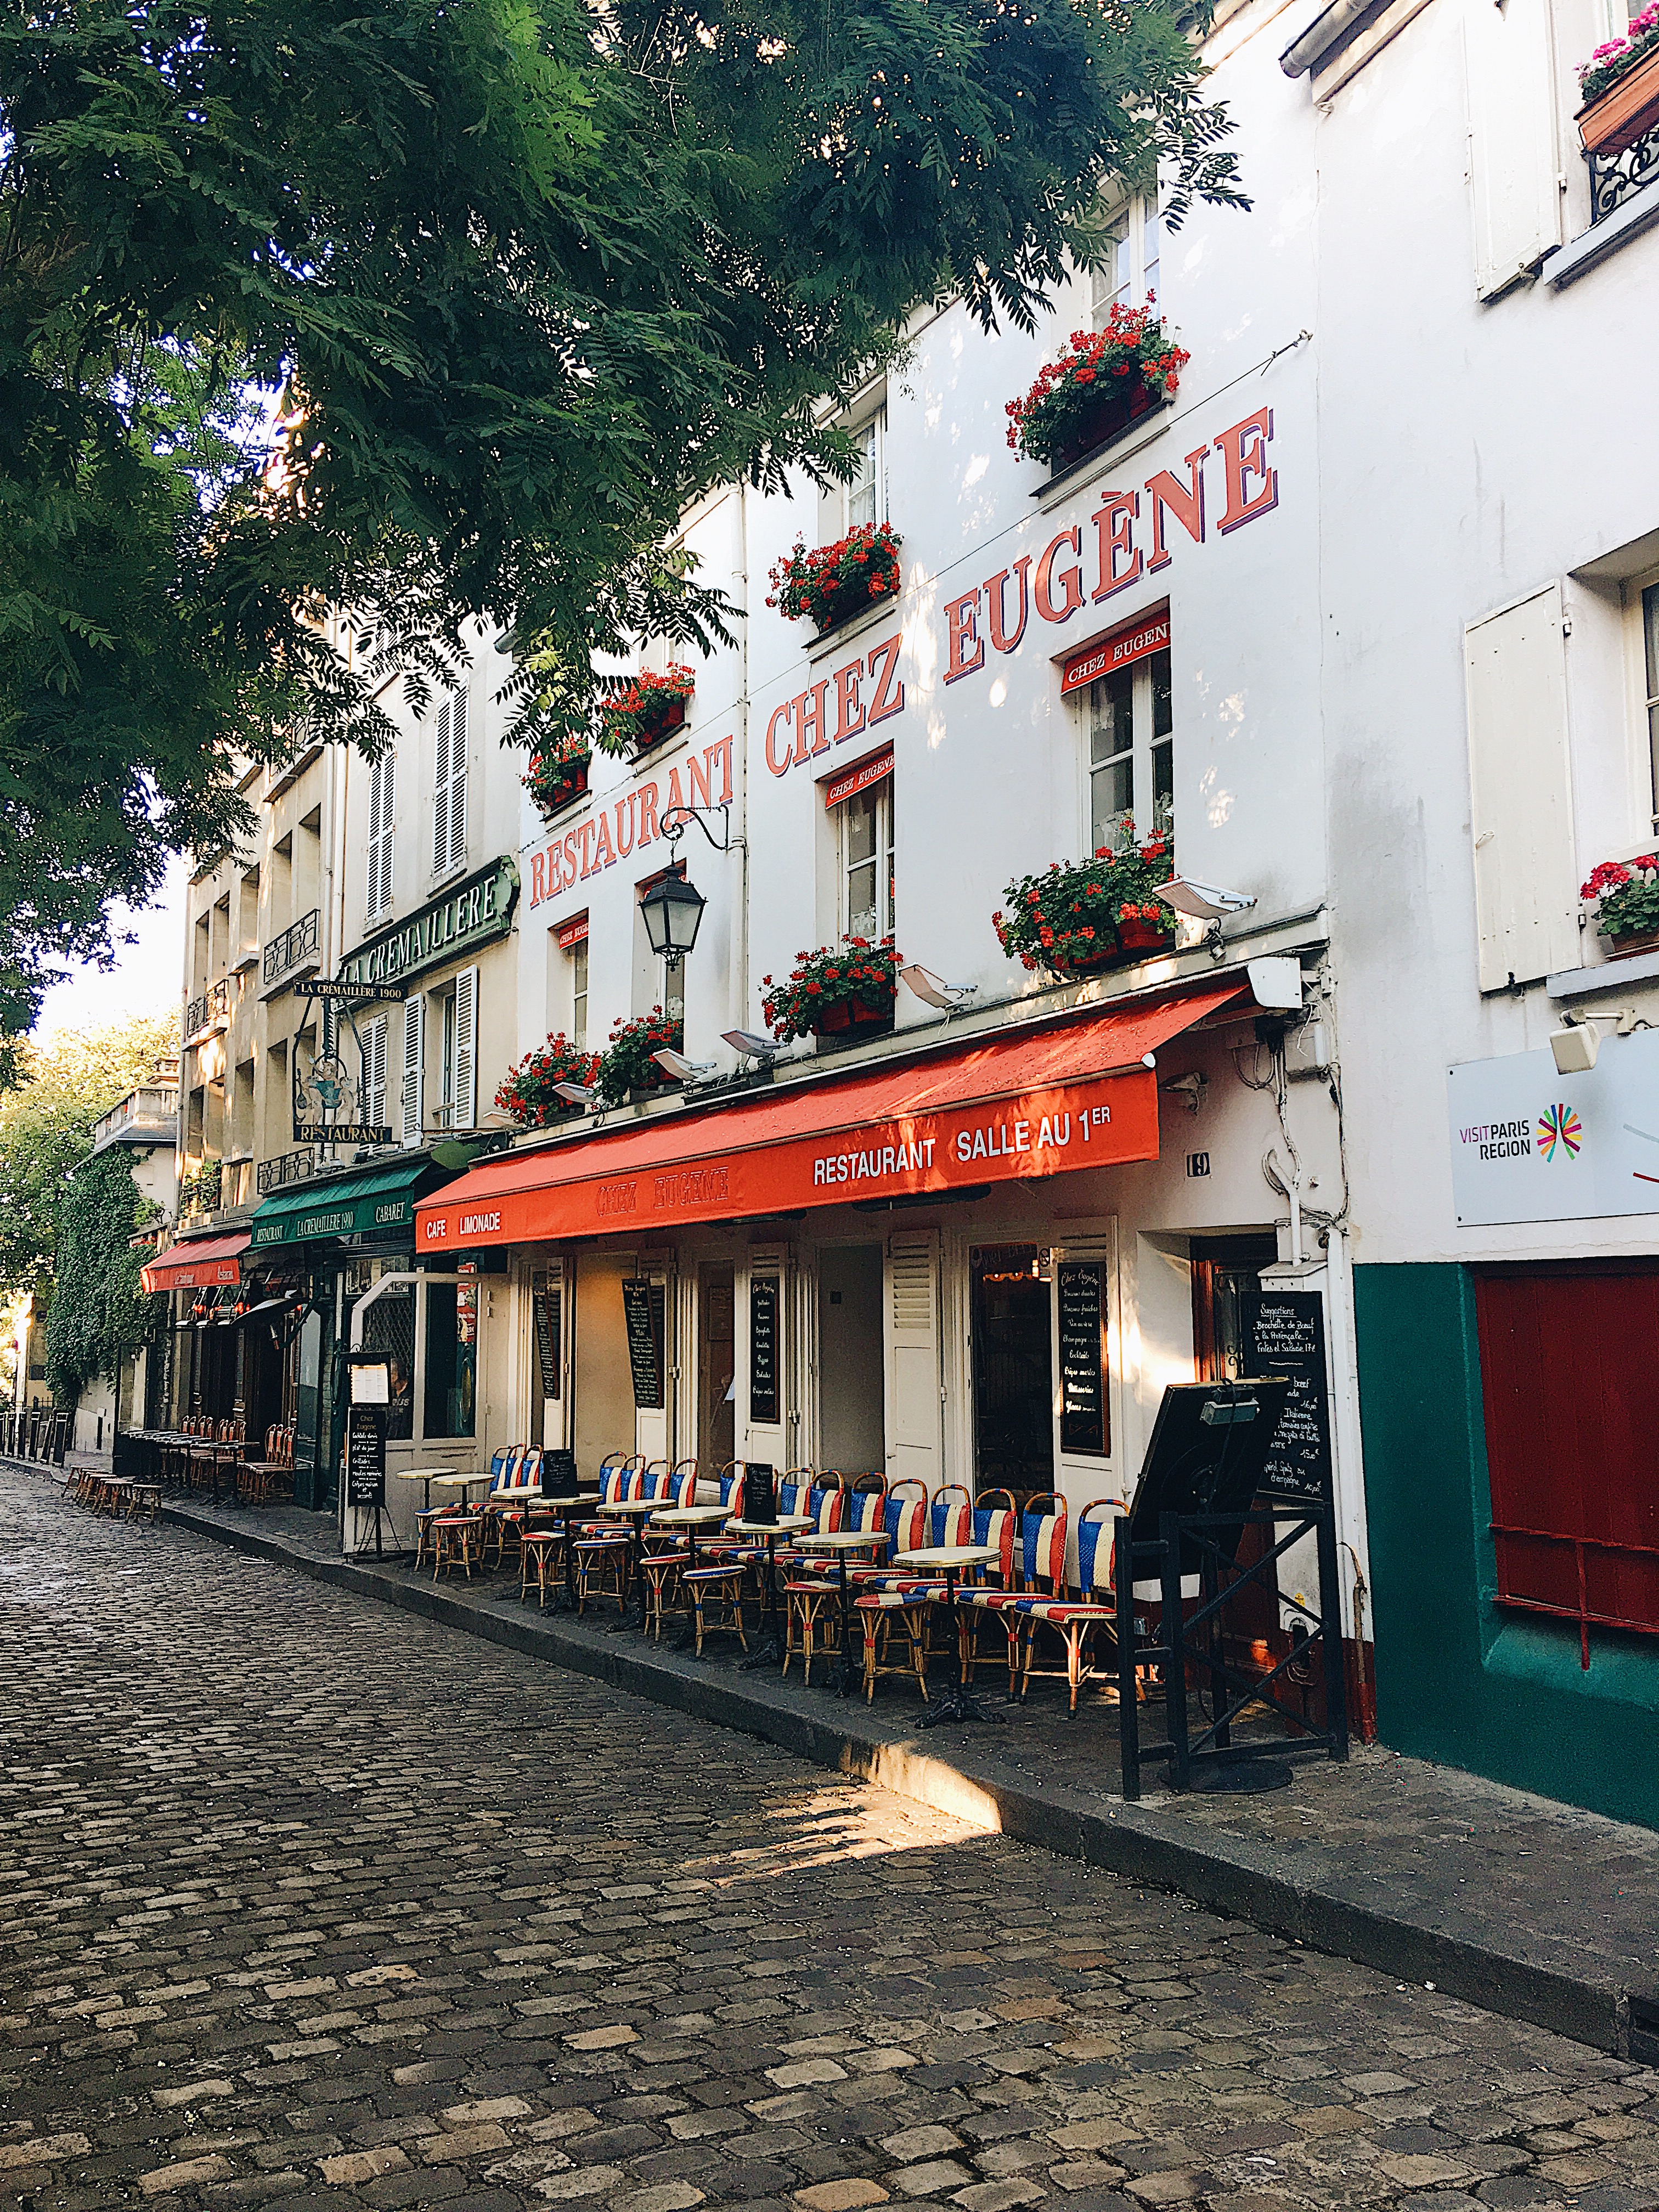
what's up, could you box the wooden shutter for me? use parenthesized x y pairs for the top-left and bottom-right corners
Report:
(452, 964), (477, 1130)
(367, 754), (394, 919)
(884, 1229), (943, 1486)
(364, 1013), (388, 1132)
(400, 995), (424, 1146)
(1465, 583), (1580, 991)
(433, 687), (467, 876)
(432, 697), (451, 877)
(1465, 0), (1560, 300)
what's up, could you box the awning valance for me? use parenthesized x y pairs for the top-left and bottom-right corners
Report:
(250, 1158), (446, 1249)
(142, 1230), (250, 1294)
(414, 981), (1243, 1252)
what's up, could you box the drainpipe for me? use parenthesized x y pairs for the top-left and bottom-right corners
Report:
(731, 482), (752, 1041)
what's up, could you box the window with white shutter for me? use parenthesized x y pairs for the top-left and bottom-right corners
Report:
(364, 1014), (388, 1135)
(400, 996), (424, 1146)
(452, 966), (477, 1131)
(1465, 583), (1581, 991)
(884, 1229), (943, 1487)
(433, 686), (468, 877)
(1465, 0), (1560, 300)
(366, 754), (394, 921)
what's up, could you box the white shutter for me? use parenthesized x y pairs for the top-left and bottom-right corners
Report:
(884, 1229), (943, 1486)
(1465, 582), (1580, 992)
(400, 996), (425, 1146)
(367, 755), (394, 920)
(1465, 0), (1560, 300)
(432, 697), (452, 877)
(452, 964), (477, 1130)
(365, 1013), (388, 1133)
(448, 686), (467, 871)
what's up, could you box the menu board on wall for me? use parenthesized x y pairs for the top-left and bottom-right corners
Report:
(344, 1404), (386, 1508)
(533, 1283), (561, 1400)
(1242, 1289), (1334, 1503)
(1057, 1262), (1109, 1456)
(622, 1279), (664, 1410)
(749, 1277), (780, 1426)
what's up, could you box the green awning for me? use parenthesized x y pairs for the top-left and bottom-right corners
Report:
(250, 1158), (446, 1249)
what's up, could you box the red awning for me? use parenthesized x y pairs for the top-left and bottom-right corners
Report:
(142, 1230), (251, 1293)
(415, 981), (1243, 1252)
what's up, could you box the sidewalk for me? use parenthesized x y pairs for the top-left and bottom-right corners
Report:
(31, 1461), (1659, 2063)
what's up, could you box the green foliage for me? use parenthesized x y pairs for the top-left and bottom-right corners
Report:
(45, 1142), (162, 1407)
(0, 1007), (177, 1296)
(1, 0), (1245, 1034)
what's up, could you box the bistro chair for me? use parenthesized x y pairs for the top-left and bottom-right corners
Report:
(637, 1462), (702, 1639)
(960, 1492), (1068, 1694)
(432, 1508), (486, 1581)
(481, 1447), (529, 1566)
(1006, 1499), (1121, 1716)
(572, 1451), (644, 1615)
(784, 1472), (891, 1683)
(680, 1464), (752, 1656)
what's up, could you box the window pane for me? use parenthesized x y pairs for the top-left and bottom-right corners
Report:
(423, 1280), (476, 1440)
(1644, 585), (1659, 705)
(571, 940), (588, 1051)
(1150, 648), (1173, 740)
(1091, 760), (1135, 853)
(362, 1285), (415, 1441)
(1142, 199), (1161, 305)
(847, 422), (878, 531)
(848, 859), (878, 940)
(1150, 739), (1173, 831)
(845, 789), (878, 864)
(1089, 668), (1134, 766)
(884, 783), (896, 936)
(1092, 210), (1131, 324)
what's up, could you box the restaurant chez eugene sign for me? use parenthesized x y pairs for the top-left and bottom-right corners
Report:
(341, 856), (519, 989)
(522, 403), (1280, 913)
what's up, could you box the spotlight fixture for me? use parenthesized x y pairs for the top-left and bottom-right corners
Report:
(899, 963), (979, 1011)
(1550, 1014), (1600, 1076)
(552, 1080), (594, 1105)
(722, 1029), (781, 1059)
(1153, 877), (1259, 922)
(651, 1047), (716, 1080)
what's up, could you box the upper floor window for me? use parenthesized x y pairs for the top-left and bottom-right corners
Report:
(433, 685), (468, 877)
(1089, 647), (1172, 853)
(841, 776), (896, 941)
(1643, 583), (1659, 832)
(571, 935), (590, 1052)
(367, 754), (394, 921)
(1093, 191), (1161, 323)
(822, 411), (885, 542)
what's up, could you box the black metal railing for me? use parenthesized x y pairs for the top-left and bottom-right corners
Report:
(1587, 118), (1659, 223)
(256, 1147), (314, 1196)
(0, 1404), (70, 1465)
(262, 906), (321, 990)
(183, 977), (230, 1042)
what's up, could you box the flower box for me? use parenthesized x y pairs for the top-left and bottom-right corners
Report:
(1006, 307), (1188, 471)
(535, 760), (590, 819)
(597, 665), (696, 758)
(1048, 379), (1161, 477)
(760, 938), (901, 1044)
(769, 523), (903, 636)
(994, 827), (1175, 985)
(1608, 926), (1659, 960)
(629, 693), (689, 755)
(1581, 853), (1659, 954)
(1116, 913), (1176, 955)
(814, 997), (893, 1036)
(1578, 18), (1659, 151)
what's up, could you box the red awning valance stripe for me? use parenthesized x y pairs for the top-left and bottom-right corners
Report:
(823, 746), (894, 810)
(415, 982), (1242, 1252)
(142, 1229), (251, 1293)
(1059, 607), (1171, 697)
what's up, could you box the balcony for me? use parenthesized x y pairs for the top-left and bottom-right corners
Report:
(183, 977), (230, 1046)
(256, 1147), (315, 1197)
(91, 1083), (180, 1156)
(179, 1160), (223, 1220)
(262, 907), (321, 996)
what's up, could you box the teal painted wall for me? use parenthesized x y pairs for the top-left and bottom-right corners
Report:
(1353, 1261), (1659, 1830)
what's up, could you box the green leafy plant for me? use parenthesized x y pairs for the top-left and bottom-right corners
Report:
(45, 1146), (163, 1408)
(767, 524), (904, 633)
(597, 665), (696, 757)
(595, 1008), (684, 1105)
(761, 938), (901, 1042)
(1581, 854), (1659, 941)
(524, 732), (593, 820)
(494, 1033), (602, 1127)
(994, 824), (1175, 979)
(1006, 306), (1189, 467)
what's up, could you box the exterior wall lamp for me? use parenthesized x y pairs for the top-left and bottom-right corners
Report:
(638, 802), (744, 971)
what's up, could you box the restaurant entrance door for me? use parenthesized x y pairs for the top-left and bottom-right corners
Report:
(698, 1266), (736, 1477)
(970, 1244), (1052, 1505)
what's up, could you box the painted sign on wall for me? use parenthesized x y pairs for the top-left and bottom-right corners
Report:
(527, 738), (733, 911)
(1447, 1032), (1659, 1224)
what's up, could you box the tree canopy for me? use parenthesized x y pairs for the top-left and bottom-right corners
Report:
(1, 0), (1246, 1034)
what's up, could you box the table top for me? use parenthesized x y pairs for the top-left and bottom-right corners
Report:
(594, 1496), (664, 1516)
(430, 1472), (489, 1489)
(651, 1505), (733, 1526)
(794, 1529), (890, 1551)
(726, 1514), (815, 1536)
(396, 1467), (460, 1482)
(894, 1543), (999, 1568)
(539, 1492), (600, 1508)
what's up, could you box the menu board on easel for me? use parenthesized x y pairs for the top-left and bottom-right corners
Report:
(622, 1279), (664, 1410)
(1057, 1261), (1108, 1455)
(345, 1404), (386, 1508)
(1242, 1289), (1334, 1503)
(749, 1277), (780, 1426)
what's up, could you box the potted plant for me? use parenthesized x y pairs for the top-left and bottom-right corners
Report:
(994, 823), (1176, 982)
(1005, 303), (1190, 475)
(595, 1007), (685, 1105)
(767, 522), (903, 640)
(761, 938), (901, 1043)
(597, 665), (695, 758)
(494, 1033), (601, 1128)
(1581, 853), (1659, 957)
(524, 733), (592, 820)
(1577, 2), (1659, 154)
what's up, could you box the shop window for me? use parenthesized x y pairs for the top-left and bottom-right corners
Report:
(1093, 191), (1161, 320)
(424, 1277), (477, 1440)
(1089, 647), (1172, 851)
(433, 684), (468, 877)
(1475, 1262), (1659, 1655)
(571, 936), (589, 1051)
(840, 776), (895, 941)
(366, 753), (394, 921)
(361, 1280), (415, 1441)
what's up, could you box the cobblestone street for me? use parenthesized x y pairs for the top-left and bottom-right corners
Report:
(5, 1466), (1659, 2212)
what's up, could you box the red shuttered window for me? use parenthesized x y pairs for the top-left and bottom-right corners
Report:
(1474, 1262), (1659, 1665)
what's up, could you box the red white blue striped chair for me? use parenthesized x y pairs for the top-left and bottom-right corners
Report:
(1004, 1499), (1120, 1714)
(572, 1453), (645, 1612)
(783, 1474), (886, 1683)
(682, 1466), (753, 1655)
(638, 1462), (702, 1639)
(960, 1493), (1068, 1694)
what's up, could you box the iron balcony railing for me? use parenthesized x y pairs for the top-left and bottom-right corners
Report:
(1586, 118), (1659, 225)
(262, 906), (321, 992)
(183, 977), (230, 1043)
(256, 1147), (315, 1197)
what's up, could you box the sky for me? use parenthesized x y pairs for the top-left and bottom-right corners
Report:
(32, 856), (186, 1041)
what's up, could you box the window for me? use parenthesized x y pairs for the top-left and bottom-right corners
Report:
(1093, 191), (1161, 322)
(1643, 584), (1659, 831)
(840, 778), (895, 940)
(571, 936), (589, 1051)
(363, 1013), (388, 1134)
(431, 967), (477, 1131)
(1089, 647), (1172, 852)
(423, 1277), (477, 1440)
(433, 685), (468, 877)
(366, 754), (394, 921)
(822, 411), (885, 541)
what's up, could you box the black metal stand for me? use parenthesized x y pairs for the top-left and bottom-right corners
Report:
(738, 1533), (785, 1671)
(918, 1567), (1002, 1726)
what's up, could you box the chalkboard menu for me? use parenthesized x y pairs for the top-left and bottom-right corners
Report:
(749, 1277), (780, 1425)
(1057, 1262), (1109, 1455)
(622, 1279), (664, 1409)
(543, 1446), (578, 1494)
(345, 1404), (386, 1508)
(744, 1461), (777, 1526)
(1242, 1289), (1333, 1503)
(533, 1284), (561, 1400)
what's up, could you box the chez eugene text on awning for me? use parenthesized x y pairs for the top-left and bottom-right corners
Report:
(415, 983), (1244, 1251)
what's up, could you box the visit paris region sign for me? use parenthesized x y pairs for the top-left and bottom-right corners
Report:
(1446, 1030), (1659, 1226)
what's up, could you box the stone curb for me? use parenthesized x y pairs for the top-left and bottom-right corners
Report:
(30, 1465), (1634, 2059)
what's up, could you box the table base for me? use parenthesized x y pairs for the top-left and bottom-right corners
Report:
(919, 1685), (1005, 1726)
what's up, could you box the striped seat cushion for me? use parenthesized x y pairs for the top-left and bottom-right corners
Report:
(1005, 1599), (1115, 1624)
(683, 1562), (751, 1585)
(854, 1587), (946, 1610)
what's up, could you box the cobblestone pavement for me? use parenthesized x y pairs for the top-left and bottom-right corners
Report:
(5, 1468), (1659, 2212)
